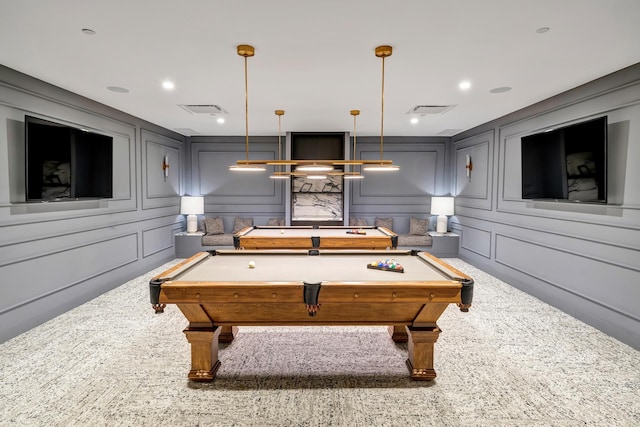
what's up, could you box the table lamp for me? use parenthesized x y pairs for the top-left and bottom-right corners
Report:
(180, 196), (204, 234)
(430, 196), (454, 234)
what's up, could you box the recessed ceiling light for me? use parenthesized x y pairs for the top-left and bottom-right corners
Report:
(81, 28), (96, 35)
(459, 81), (471, 90)
(107, 86), (129, 93)
(490, 86), (512, 94)
(410, 117), (419, 125)
(536, 27), (550, 34)
(162, 80), (175, 90)
(217, 117), (225, 124)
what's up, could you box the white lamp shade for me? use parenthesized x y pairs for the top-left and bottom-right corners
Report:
(180, 196), (204, 234)
(430, 196), (454, 234)
(180, 196), (204, 215)
(430, 196), (454, 216)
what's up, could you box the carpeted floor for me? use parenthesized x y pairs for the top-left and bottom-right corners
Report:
(0, 258), (638, 427)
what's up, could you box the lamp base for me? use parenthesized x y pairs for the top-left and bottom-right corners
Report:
(436, 215), (448, 234)
(186, 214), (198, 233)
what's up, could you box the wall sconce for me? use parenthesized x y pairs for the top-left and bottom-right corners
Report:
(162, 155), (170, 180)
(430, 196), (454, 234)
(465, 154), (473, 181)
(180, 196), (204, 233)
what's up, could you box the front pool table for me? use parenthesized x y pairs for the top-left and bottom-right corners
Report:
(150, 249), (473, 382)
(234, 225), (398, 249)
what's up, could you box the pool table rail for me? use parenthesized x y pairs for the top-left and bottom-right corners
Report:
(233, 225), (398, 249)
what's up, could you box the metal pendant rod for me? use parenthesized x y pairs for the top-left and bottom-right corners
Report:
(375, 45), (392, 161)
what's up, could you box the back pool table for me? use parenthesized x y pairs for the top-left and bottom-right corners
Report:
(150, 249), (473, 381)
(234, 225), (398, 249)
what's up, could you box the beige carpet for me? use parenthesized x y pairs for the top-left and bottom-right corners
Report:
(0, 258), (638, 426)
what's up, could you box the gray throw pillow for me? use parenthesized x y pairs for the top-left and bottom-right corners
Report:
(409, 217), (429, 235)
(267, 217), (285, 226)
(233, 217), (254, 233)
(204, 217), (225, 235)
(349, 217), (369, 226)
(374, 217), (393, 230)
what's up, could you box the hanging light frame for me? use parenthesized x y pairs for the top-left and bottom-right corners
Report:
(363, 45), (399, 171)
(344, 109), (364, 180)
(232, 44), (397, 173)
(230, 44), (266, 171)
(269, 110), (290, 179)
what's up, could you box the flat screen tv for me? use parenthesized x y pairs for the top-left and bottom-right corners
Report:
(25, 115), (113, 202)
(521, 116), (607, 203)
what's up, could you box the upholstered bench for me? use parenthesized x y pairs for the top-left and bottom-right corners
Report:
(200, 216), (285, 249)
(350, 217), (433, 249)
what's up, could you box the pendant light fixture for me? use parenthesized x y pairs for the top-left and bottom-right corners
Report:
(231, 44), (397, 172)
(344, 109), (364, 179)
(270, 110), (290, 179)
(230, 44), (266, 171)
(363, 45), (399, 171)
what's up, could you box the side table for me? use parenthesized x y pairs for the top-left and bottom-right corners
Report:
(175, 232), (205, 258)
(427, 231), (460, 257)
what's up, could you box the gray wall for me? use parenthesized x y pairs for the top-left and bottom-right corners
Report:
(188, 135), (287, 231)
(349, 136), (451, 233)
(188, 135), (451, 234)
(452, 63), (640, 350)
(0, 66), (187, 343)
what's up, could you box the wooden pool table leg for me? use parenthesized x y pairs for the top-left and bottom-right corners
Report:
(405, 325), (441, 381)
(218, 326), (239, 343)
(387, 325), (408, 342)
(183, 326), (222, 382)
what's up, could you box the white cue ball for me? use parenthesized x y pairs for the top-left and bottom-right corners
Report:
(248, 261), (256, 269)
(280, 229), (284, 234)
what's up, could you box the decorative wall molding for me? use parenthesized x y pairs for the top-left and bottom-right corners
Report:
(452, 130), (494, 211)
(351, 139), (446, 212)
(141, 129), (183, 210)
(494, 232), (639, 322)
(191, 139), (284, 210)
(458, 223), (492, 259)
(142, 223), (175, 258)
(0, 233), (139, 315)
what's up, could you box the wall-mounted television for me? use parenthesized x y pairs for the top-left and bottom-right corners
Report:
(25, 115), (113, 202)
(521, 116), (607, 204)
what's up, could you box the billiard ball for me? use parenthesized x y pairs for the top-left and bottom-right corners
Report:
(280, 229), (284, 234)
(249, 261), (256, 268)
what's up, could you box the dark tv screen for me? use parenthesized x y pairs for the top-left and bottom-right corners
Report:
(521, 116), (607, 203)
(25, 115), (113, 201)
(291, 132), (344, 160)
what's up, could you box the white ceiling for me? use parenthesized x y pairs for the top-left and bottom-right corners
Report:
(1, 0), (639, 137)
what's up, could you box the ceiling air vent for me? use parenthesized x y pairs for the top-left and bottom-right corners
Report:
(174, 128), (199, 135)
(178, 104), (228, 115)
(407, 105), (456, 115)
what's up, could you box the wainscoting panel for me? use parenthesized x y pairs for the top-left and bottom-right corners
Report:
(145, 142), (180, 198)
(142, 224), (174, 258)
(494, 233), (639, 321)
(141, 129), (183, 210)
(359, 150), (437, 198)
(0, 233), (138, 315)
(351, 138), (446, 211)
(453, 131), (493, 211)
(197, 150), (283, 206)
(455, 142), (489, 199)
(458, 224), (491, 259)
